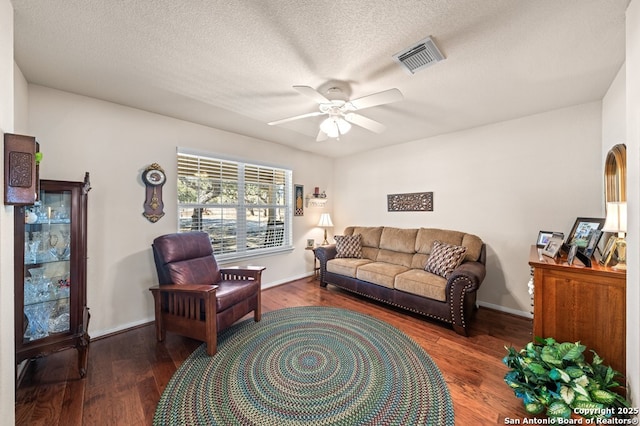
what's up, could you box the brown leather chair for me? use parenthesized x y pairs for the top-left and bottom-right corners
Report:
(149, 232), (264, 355)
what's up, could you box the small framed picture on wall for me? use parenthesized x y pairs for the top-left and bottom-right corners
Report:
(294, 184), (304, 216)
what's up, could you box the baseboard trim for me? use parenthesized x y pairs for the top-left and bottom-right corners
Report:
(91, 318), (154, 340)
(262, 272), (315, 289)
(91, 280), (530, 340)
(477, 301), (532, 319)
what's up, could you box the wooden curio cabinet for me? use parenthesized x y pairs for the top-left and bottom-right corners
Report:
(14, 175), (91, 378)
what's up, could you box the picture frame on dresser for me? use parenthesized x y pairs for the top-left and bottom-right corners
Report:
(566, 244), (578, 265)
(536, 231), (553, 248)
(566, 217), (605, 250)
(537, 231), (563, 248)
(599, 235), (618, 266)
(541, 234), (564, 258)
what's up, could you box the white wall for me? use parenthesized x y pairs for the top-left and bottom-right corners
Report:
(28, 85), (333, 337)
(625, 0), (640, 408)
(603, 66), (626, 160)
(333, 102), (604, 316)
(0, 0), (15, 423)
(13, 64), (28, 134)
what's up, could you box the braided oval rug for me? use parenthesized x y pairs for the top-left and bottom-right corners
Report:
(153, 306), (454, 426)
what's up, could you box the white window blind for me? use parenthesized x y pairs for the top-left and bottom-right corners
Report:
(177, 152), (292, 260)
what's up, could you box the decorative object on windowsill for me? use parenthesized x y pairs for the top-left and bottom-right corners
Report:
(294, 184), (304, 216)
(4, 133), (40, 206)
(503, 337), (629, 421)
(387, 192), (433, 212)
(317, 213), (333, 245)
(541, 234), (563, 258)
(142, 163), (166, 223)
(601, 201), (627, 270)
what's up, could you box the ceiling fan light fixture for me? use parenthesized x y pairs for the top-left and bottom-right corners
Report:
(320, 116), (351, 138)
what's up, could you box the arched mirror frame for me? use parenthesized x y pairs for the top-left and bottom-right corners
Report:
(604, 143), (626, 203)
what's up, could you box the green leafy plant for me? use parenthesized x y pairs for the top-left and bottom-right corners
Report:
(503, 337), (629, 420)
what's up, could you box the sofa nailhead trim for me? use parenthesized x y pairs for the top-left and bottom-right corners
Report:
(449, 276), (473, 329)
(328, 285), (452, 324)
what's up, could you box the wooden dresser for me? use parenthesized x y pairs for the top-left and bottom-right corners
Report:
(528, 245), (626, 377)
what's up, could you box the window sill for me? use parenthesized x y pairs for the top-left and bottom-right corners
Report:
(217, 245), (294, 263)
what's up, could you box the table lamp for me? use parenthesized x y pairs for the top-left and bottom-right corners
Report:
(602, 201), (627, 270)
(317, 213), (333, 245)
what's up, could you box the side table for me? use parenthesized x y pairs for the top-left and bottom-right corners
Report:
(305, 246), (320, 281)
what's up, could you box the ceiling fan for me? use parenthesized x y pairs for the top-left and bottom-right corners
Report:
(268, 85), (404, 141)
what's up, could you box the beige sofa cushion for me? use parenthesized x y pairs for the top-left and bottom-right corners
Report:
(379, 227), (418, 253)
(349, 226), (383, 247)
(376, 227), (417, 267)
(394, 269), (448, 302)
(347, 226), (383, 260)
(415, 228), (483, 262)
(461, 234), (483, 262)
(356, 262), (409, 288)
(327, 258), (373, 278)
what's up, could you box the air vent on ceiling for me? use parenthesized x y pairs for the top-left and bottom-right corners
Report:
(392, 36), (445, 75)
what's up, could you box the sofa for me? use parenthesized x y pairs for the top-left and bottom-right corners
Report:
(314, 226), (486, 336)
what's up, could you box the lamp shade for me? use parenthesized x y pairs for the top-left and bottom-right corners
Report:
(317, 213), (333, 228)
(603, 202), (627, 233)
(320, 117), (351, 138)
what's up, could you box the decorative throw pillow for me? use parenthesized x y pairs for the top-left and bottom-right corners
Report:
(335, 234), (362, 258)
(425, 240), (467, 278)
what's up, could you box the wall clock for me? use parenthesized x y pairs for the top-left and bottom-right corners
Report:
(142, 163), (166, 223)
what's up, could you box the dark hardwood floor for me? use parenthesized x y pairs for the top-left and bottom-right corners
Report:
(15, 278), (532, 425)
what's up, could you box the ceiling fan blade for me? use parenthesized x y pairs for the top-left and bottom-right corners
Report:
(347, 88), (403, 110)
(344, 113), (387, 133)
(268, 111), (325, 126)
(316, 129), (328, 142)
(294, 85), (331, 104)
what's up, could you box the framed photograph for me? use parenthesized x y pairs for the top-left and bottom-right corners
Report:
(599, 235), (617, 266)
(567, 244), (578, 266)
(294, 184), (304, 216)
(537, 231), (553, 248)
(567, 217), (605, 250)
(541, 235), (564, 258)
(537, 231), (562, 248)
(582, 229), (602, 258)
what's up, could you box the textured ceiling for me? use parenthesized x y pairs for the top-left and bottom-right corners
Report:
(12, 0), (629, 158)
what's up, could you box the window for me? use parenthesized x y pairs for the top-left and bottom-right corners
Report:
(177, 151), (292, 260)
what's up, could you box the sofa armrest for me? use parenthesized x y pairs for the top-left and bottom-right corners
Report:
(314, 244), (337, 263)
(446, 261), (486, 335)
(448, 261), (486, 293)
(314, 244), (337, 285)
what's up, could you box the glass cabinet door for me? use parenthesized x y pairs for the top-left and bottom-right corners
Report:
(22, 190), (73, 342)
(15, 175), (90, 379)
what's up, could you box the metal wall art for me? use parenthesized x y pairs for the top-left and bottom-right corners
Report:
(387, 192), (433, 212)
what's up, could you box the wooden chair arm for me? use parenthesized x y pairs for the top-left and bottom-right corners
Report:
(220, 266), (266, 281)
(149, 284), (218, 294)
